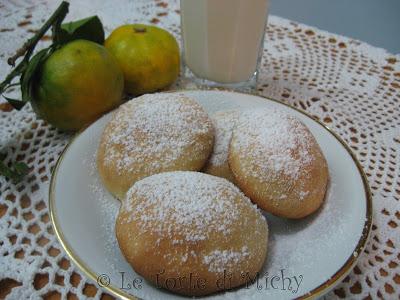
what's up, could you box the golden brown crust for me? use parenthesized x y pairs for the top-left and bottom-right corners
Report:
(115, 172), (268, 296)
(229, 109), (329, 219)
(229, 144), (329, 219)
(96, 93), (214, 200)
(203, 162), (236, 183)
(203, 110), (239, 183)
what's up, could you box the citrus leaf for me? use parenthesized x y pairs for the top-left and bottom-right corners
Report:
(0, 1), (69, 108)
(14, 161), (30, 175)
(56, 16), (105, 45)
(0, 159), (29, 183)
(2, 96), (25, 110)
(20, 48), (52, 105)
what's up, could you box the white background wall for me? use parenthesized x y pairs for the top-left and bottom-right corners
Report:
(270, 0), (399, 54)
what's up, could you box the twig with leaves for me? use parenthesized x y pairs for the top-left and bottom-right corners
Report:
(0, 1), (70, 109)
(0, 1), (104, 182)
(0, 2), (70, 182)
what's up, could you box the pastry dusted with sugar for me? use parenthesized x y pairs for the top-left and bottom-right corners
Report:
(203, 109), (239, 182)
(97, 93), (214, 200)
(115, 171), (268, 296)
(229, 108), (329, 219)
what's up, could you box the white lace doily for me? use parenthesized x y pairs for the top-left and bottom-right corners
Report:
(1, 0), (399, 299)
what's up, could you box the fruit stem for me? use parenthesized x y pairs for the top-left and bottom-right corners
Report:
(7, 1), (69, 66)
(0, 1), (69, 93)
(134, 27), (147, 33)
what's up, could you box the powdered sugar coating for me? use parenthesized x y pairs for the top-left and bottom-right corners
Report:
(118, 171), (268, 277)
(101, 93), (213, 173)
(231, 108), (315, 183)
(208, 110), (240, 167)
(122, 171), (263, 243)
(203, 246), (250, 273)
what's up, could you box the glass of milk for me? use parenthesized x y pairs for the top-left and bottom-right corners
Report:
(180, 0), (269, 91)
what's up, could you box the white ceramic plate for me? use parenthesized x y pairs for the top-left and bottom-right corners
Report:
(49, 90), (372, 300)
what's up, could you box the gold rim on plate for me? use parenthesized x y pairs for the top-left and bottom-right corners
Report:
(49, 89), (373, 300)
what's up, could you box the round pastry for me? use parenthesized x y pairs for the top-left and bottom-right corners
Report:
(203, 110), (239, 182)
(229, 108), (329, 219)
(97, 93), (214, 200)
(116, 171), (268, 296)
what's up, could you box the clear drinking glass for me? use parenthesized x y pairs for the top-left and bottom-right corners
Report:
(180, 0), (269, 91)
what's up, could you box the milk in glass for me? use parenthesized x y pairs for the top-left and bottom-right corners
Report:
(180, 0), (269, 85)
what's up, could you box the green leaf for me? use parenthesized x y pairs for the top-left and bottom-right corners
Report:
(56, 16), (105, 45)
(0, 1), (69, 107)
(2, 95), (25, 110)
(0, 159), (29, 183)
(1, 49), (51, 110)
(20, 48), (52, 105)
(14, 161), (30, 175)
